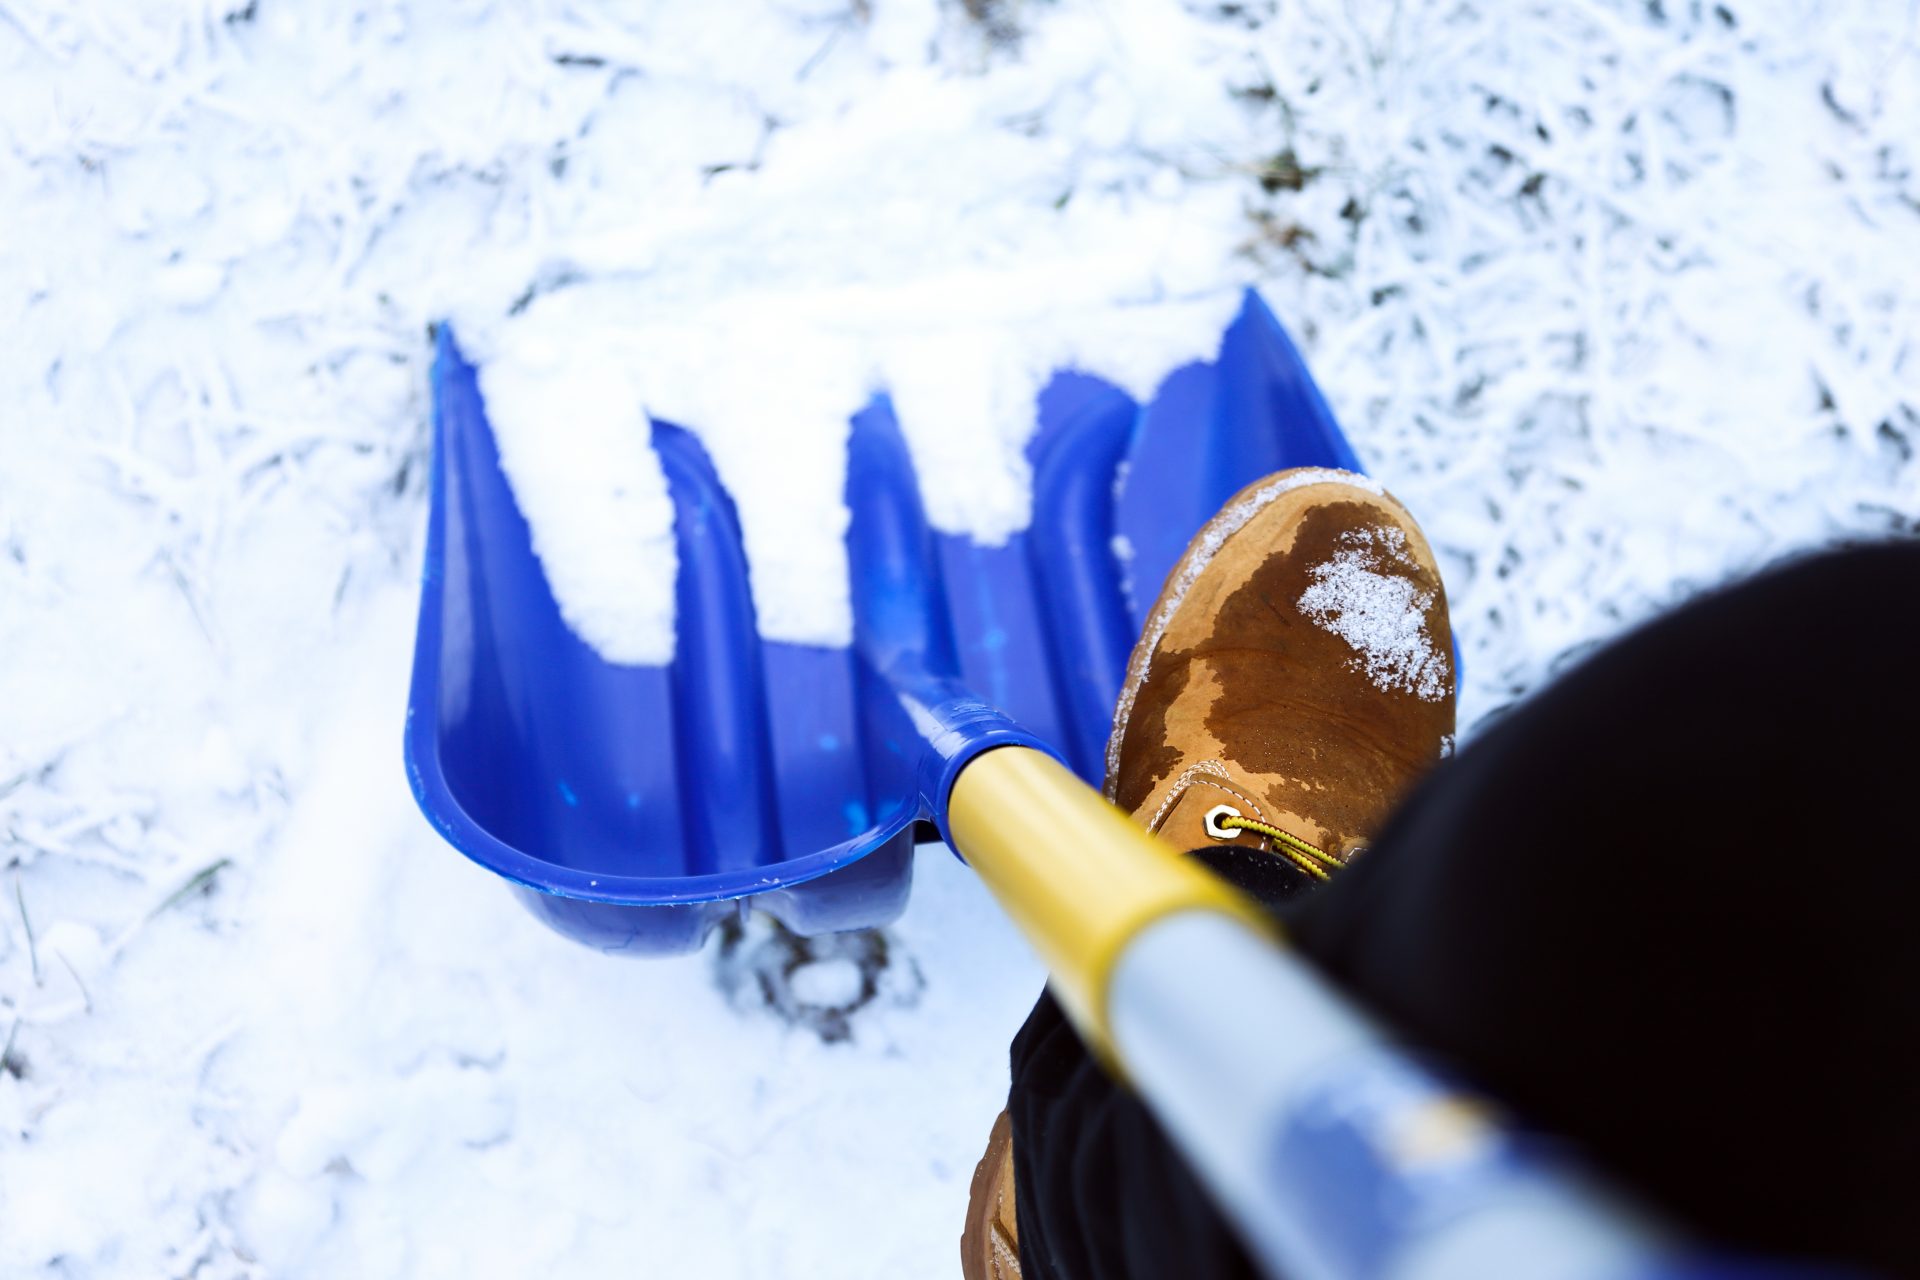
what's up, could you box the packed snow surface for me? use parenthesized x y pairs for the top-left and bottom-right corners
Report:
(1299, 526), (1451, 701)
(2, 1), (1916, 1277)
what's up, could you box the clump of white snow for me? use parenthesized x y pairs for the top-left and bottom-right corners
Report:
(788, 957), (868, 1010)
(1298, 527), (1451, 702)
(477, 343), (678, 665)
(464, 0), (1262, 655)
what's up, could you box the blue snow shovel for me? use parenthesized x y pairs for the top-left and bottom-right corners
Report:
(405, 292), (1776, 1279)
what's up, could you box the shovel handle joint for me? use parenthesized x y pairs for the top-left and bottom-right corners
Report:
(946, 745), (1276, 1065)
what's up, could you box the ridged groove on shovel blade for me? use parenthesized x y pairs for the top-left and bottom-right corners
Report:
(1026, 374), (1140, 782)
(845, 395), (1063, 848)
(925, 372), (1141, 787)
(657, 422), (919, 937)
(844, 391), (961, 833)
(1114, 290), (1364, 633)
(654, 421), (784, 875)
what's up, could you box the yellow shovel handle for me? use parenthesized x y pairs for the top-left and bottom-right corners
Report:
(947, 746), (1277, 1065)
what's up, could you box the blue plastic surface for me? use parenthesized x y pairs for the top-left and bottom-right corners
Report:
(405, 290), (1379, 954)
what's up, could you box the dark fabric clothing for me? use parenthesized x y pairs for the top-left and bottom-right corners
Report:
(1007, 541), (1920, 1280)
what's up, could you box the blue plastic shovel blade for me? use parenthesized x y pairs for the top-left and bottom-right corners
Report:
(404, 290), (1375, 954)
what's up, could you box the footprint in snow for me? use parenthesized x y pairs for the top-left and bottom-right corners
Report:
(709, 913), (924, 1043)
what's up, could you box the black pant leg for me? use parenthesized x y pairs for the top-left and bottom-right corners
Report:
(1008, 541), (1920, 1279)
(1286, 540), (1920, 1273)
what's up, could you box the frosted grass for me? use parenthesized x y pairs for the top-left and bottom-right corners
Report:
(0, 2), (1913, 1276)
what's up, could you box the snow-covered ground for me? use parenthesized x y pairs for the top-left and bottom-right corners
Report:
(2, 1), (1915, 1276)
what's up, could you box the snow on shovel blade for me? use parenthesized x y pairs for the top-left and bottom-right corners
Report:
(404, 290), (1370, 955)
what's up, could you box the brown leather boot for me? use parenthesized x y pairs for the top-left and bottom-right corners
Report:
(960, 467), (1455, 1278)
(1107, 467), (1455, 867)
(960, 1110), (1021, 1280)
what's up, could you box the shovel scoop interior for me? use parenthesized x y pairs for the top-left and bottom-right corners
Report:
(404, 292), (1363, 955)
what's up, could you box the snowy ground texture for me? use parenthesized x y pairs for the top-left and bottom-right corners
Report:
(2, 1), (1917, 1276)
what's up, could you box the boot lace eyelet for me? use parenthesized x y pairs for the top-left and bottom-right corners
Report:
(1203, 804), (1243, 841)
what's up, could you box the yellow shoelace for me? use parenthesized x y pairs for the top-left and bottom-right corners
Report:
(1213, 814), (1346, 882)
